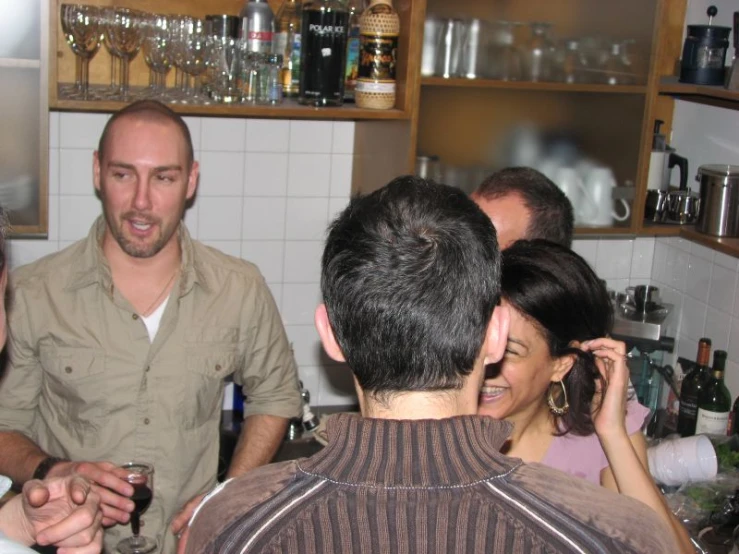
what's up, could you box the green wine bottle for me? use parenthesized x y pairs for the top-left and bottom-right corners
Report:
(695, 350), (731, 435)
(677, 338), (712, 436)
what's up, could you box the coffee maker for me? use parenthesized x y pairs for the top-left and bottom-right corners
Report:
(680, 5), (732, 86)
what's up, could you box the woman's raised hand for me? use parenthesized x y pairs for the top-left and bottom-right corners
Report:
(580, 337), (630, 440)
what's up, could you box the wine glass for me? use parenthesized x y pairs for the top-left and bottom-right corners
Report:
(117, 462), (157, 554)
(140, 13), (174, 101)
(105, 7), (145, 101)
(181, 24), (212, 105)
(60, 4), (102, 100)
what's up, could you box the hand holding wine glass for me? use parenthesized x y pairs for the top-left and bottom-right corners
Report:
(117, 462), (157, 554)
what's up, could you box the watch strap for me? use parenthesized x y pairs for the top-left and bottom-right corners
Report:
(32, 456), (67, 481)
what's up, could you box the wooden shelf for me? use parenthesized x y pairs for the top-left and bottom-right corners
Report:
(50, 96), (410, 121)
(638, 223), (683, 236)
(658, 76), (739, 109)
(574, 226), (635, 237)
(421, 77), (648, 94)
(680, 227), (739, 258)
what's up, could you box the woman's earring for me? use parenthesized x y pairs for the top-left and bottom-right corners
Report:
(547, 381), (569, 416)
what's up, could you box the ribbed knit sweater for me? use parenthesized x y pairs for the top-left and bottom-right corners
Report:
(186, 414), (676, 553)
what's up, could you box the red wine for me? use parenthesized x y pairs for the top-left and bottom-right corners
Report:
(132, 484), (153, 515)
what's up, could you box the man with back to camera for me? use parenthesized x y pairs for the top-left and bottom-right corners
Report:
(0, 100), (302, 553)
(182, 176), (677, 554)
(471, 166), (574, 249)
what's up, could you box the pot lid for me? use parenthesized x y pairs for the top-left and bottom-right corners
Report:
(697, 164), (739, 178)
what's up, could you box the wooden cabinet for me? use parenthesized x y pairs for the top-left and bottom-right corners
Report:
(51, 0), (721, 240)
(411, 0), (690, 236)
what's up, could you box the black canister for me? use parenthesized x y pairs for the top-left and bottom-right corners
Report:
(680, 6), (732, 85)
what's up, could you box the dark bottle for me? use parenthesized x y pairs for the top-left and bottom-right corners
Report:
(298, 0), (350, 106)
(731, 395), (739, 435)
(696, 350), (731, 435)
(677, 338), (712, 436)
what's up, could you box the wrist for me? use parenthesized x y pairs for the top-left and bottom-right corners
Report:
(32, 456), (68, 481)
(0, 496), (36, 546)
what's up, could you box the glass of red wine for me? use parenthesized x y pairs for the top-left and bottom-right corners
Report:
(117, 462), (157, 554)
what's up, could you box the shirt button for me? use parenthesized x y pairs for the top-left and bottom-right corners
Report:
(64, 366), (72, 374)
(145, 366), (150, 373)
(144, 418), (150, 425)
(215, 364), (222, 372)
(132, 314), (139, 320)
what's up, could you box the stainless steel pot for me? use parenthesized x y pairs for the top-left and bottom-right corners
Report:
(695, 164), (739, 237)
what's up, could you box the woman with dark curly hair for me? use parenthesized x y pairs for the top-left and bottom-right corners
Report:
(479, 239), (693, 553)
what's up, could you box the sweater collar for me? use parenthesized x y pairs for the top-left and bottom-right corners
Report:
(300, 414), (521, 487)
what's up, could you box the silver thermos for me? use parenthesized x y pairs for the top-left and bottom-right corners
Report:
(240, 0), (275, 53)
(695, 165), (739, 237)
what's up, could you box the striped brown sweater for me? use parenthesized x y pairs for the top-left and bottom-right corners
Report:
(186, 414), (677, 553)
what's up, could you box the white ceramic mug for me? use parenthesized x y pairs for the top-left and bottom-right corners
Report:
(646, 435), (717, 487)
(581, 167), (631, 226)
(554, 167), (594, 225)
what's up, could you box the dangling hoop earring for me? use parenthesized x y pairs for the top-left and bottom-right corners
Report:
(547, 381), (569, 416)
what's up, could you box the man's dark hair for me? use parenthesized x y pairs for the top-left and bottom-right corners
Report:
(321, 176), (501, 395)
(97, 100), (194, 169)
(499, 239), (614, 436)
(475, 167), (574, 247)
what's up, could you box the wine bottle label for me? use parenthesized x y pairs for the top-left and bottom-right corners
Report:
(695, 408), (729, 435)
(358, 34), (397, 81)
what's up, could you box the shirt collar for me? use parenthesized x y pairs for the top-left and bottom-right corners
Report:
(300, 414), (520, 487)
(65, 216), (210, 296)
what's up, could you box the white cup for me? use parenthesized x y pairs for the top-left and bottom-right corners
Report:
(647, 435), (717, 487)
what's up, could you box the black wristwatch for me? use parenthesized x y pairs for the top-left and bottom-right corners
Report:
(32, 456), (67, 480)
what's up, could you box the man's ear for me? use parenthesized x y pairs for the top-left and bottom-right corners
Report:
(483, 302), (510, 366)
(186, 160), (199, 200)
(314, 304), (346, 363)
(93, 151), (102, 193)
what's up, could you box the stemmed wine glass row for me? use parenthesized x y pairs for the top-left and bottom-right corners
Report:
(60, 4), (277, 106)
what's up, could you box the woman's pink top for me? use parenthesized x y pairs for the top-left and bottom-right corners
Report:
(539, 398), (651, 485)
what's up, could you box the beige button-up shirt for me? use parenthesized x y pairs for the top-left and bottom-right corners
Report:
(0, 217), (302, 553)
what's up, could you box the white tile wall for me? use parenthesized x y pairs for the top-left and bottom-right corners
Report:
(11, 111), (739, 407)
(9, 113), (356, 407)
(651, 238), (739, 398)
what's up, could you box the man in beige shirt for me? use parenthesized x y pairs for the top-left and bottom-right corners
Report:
(0, 100), (302, 553)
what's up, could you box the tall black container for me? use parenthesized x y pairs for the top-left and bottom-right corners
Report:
(298, 0), (349, 106)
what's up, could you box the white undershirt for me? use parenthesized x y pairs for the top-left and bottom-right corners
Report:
(141, 294), (170, 343)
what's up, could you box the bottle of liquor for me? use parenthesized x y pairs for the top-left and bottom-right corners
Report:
(343, 0), (364, 102)
(274, 0), (302, 96)
(299, 0), (350, 106)
(240, 0), (275, 54)
(677, 337), (712, 437)
(696, 350), (731, 435)
(355, 0), (400, 110)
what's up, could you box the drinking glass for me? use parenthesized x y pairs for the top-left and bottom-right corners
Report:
(60, 4), (102, 100)
(210, 37), (244, 103)
(524, 22), (554, 82)
(105, 7), (145, 101)
(116, 462), (157, 554)
(140, 13), (173, 101)
(181, 24), (211, 105)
